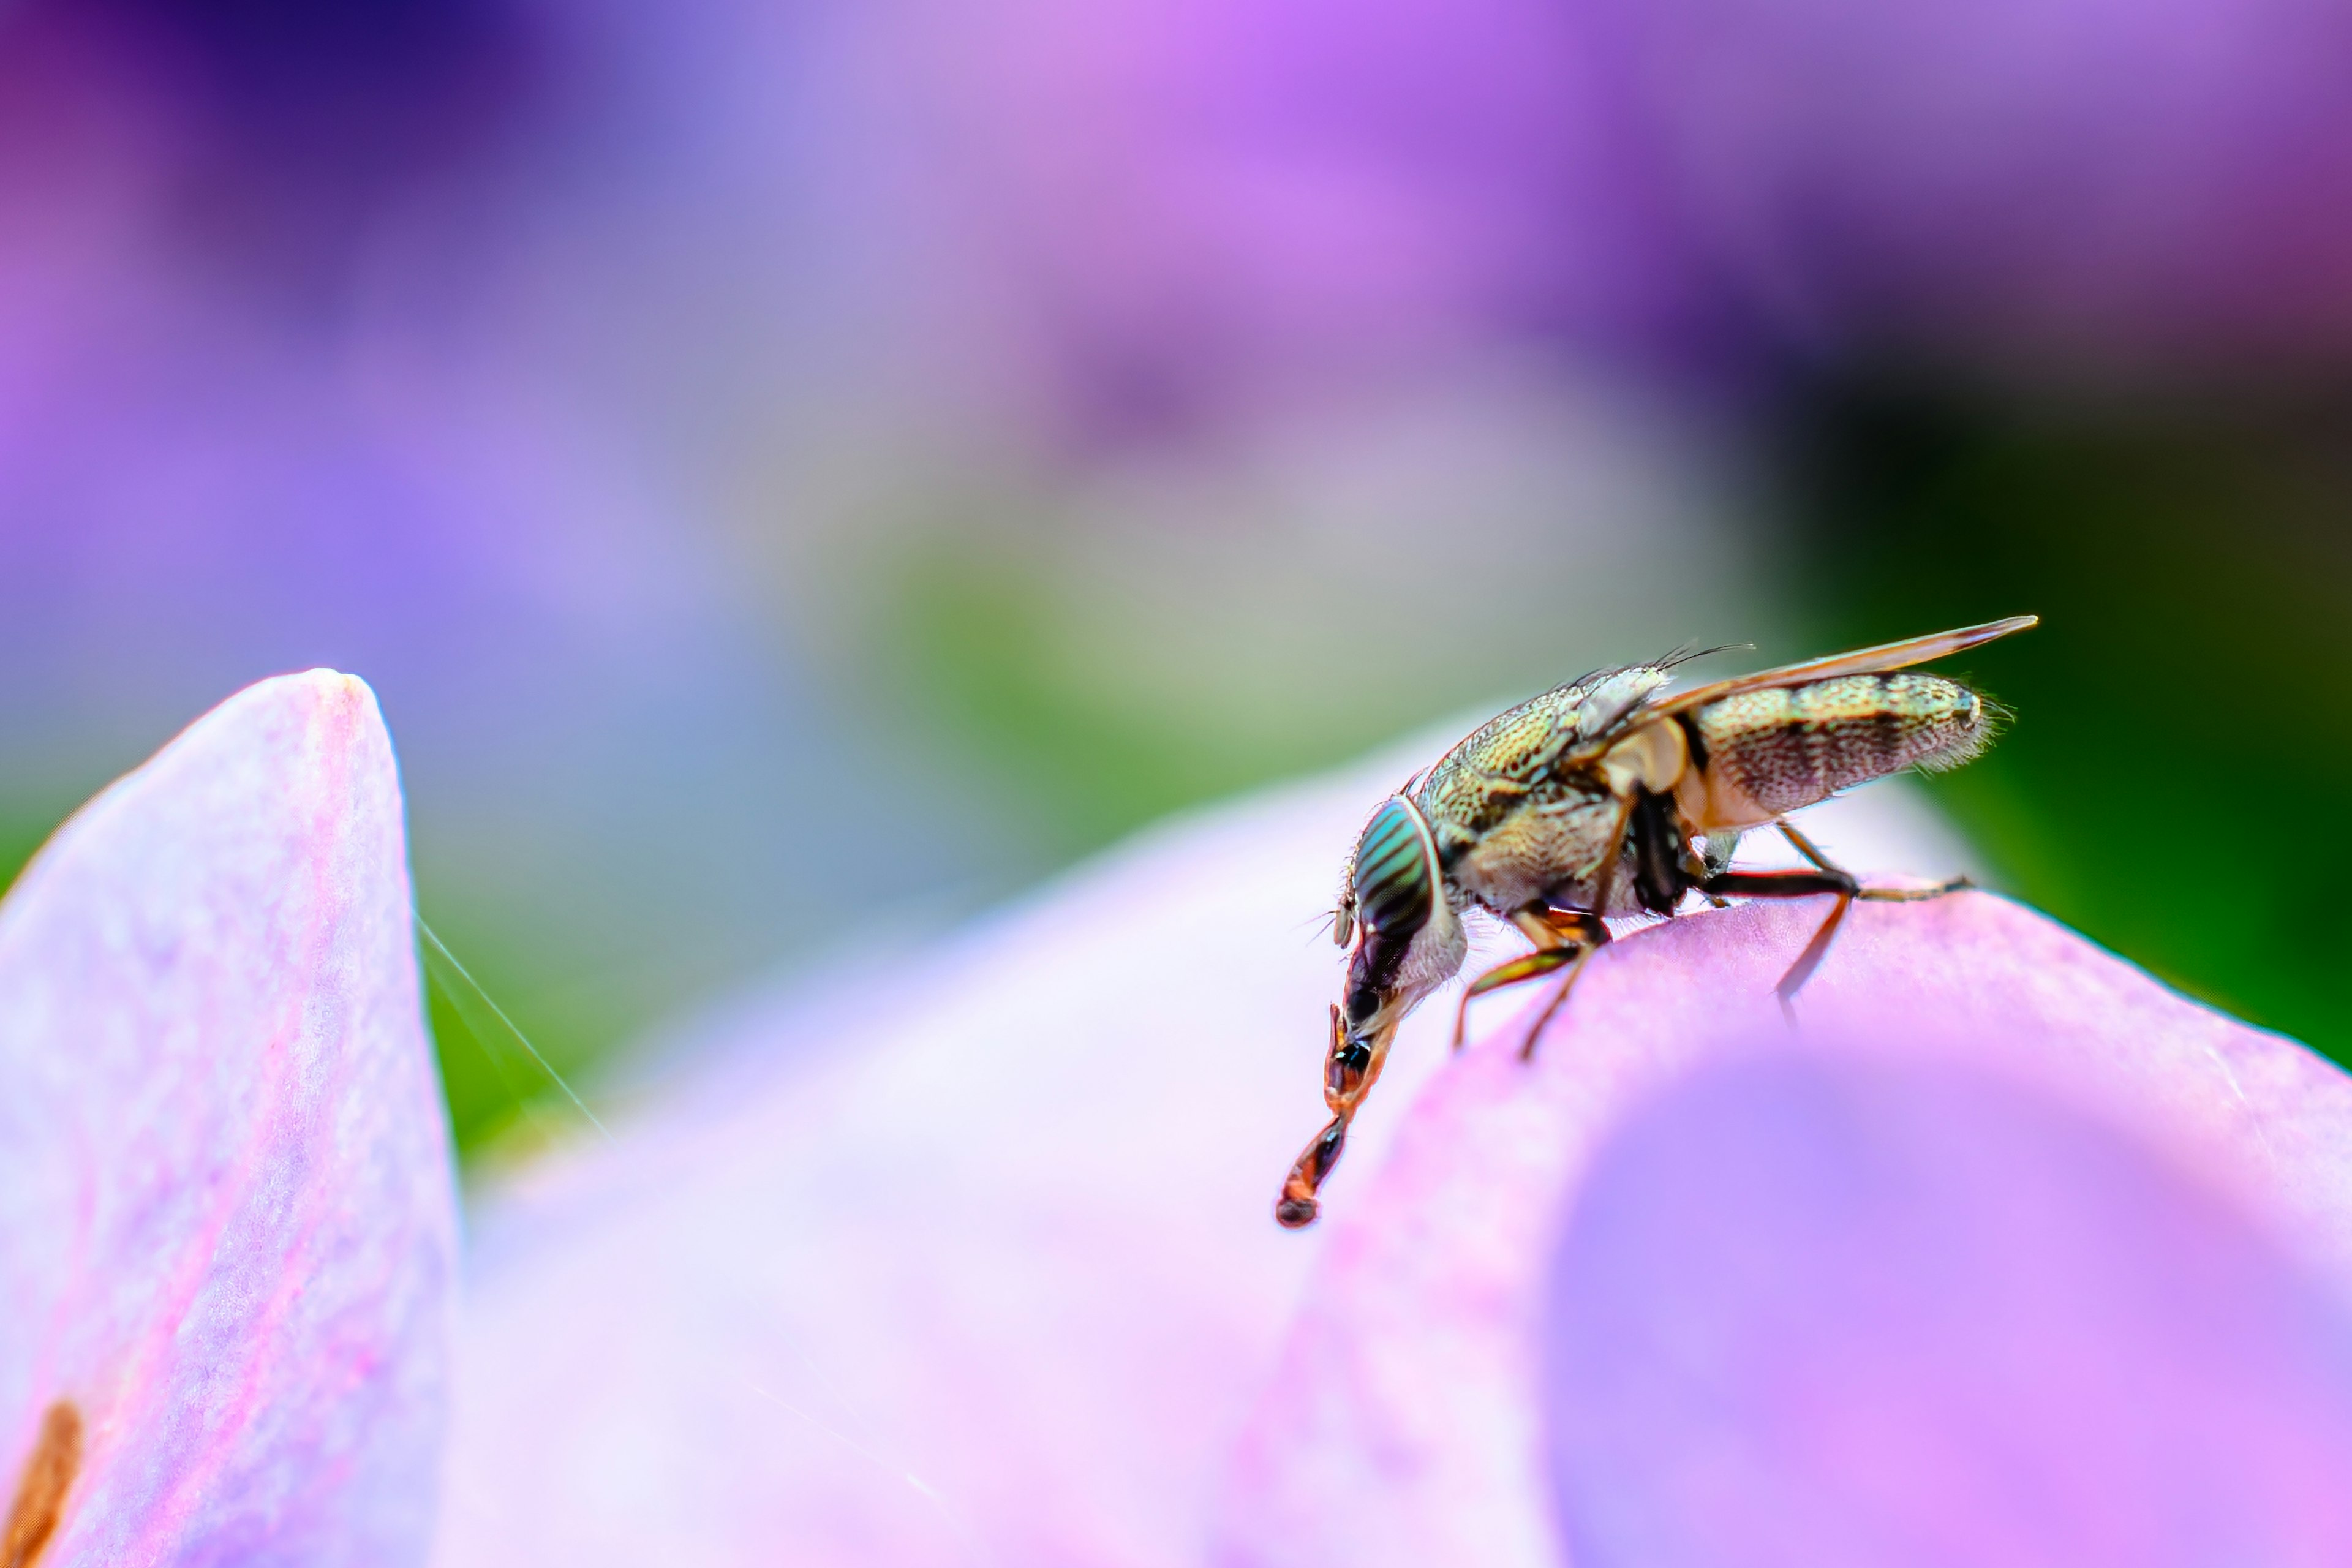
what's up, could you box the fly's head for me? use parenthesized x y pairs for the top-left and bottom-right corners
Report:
(1330, 796), (1466, 1085)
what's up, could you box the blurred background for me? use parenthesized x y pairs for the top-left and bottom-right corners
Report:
(2, 0), (2347, 1156)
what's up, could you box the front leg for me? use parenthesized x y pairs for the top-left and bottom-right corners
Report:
(1449, 905), (1610, 1051)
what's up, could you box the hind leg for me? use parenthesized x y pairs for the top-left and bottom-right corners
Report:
(1697, 867), (1861, 1018)
(1779, 818), (1971, 903)
(1711, 823), (1973, 1018)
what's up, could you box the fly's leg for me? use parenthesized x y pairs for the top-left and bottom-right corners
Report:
(1772, 819), (1967, 900)
(1276, 1005), (1402, 1229)
(1773, 818), (1840, 872)
(1697, 867), (1861, 1019)
(1761, 822), (1858, 1012)
(1504, 797), (1636, 1060)
(1709, 822), (1975, 1019)
(1777, 818), (1972, 904)
(1449, 950), (1577, 1049)
(1507, 907), (1610, 1061)
(1448, 907), (1608, 1050)
(1515, 943), (1604, 1061)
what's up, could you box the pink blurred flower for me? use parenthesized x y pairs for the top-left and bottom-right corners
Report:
(884, 0), (1699, 432)
(431, 755), (2352, 1565)
(0, 671), (456, 1564)
(1606, 0), (2352, 377)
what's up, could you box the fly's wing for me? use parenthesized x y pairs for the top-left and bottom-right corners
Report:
(1555, 616), (2038, 765)
(1651, 616), (2035, 715)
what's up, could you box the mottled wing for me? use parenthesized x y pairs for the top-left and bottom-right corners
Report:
(1645, 617), (2036, 719)
(1553, 616), (2035, 764)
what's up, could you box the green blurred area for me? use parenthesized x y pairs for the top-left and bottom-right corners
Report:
(412, 898), (701, 1158)
(0, 812), (62, 907)
(428, 943), (553, 1158)
(878, 533), (1478, 859)
(1791, 382), (2352, 1065)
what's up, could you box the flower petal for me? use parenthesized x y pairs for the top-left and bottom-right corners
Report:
(0, 671), (457, 1566)
(434, 774), (1387, 1568)
(1545, 1051), (2352, 1566)
(1222, 894), (2352, 1566)
(431, 751), (1963, 1566)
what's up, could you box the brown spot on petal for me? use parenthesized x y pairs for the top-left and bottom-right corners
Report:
(2, 1403), (81, 1568)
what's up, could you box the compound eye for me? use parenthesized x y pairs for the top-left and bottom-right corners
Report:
(1351, 796), (1435, 940)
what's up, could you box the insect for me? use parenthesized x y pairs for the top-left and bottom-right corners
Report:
(1274, 616), (2036, 1229)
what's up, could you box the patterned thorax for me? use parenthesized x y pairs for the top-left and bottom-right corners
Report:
(1409, 665), (1672, 917)
(1415, 666), (1671, 855)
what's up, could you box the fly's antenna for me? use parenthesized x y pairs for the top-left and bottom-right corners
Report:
(416, 915), (617, 1147)
(1297, 908), (1341, 940)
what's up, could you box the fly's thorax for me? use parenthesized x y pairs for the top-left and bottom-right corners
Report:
(1442, 778), (1627, 916)
(1533, 840), (1650, 918)
(1683, 671), (1991, 829)
(1575, 666), (1673, 738)
(1431, 684), (1585, 789)
(1417, 663), (1675, 842)
(1417, 697), (1573, 842)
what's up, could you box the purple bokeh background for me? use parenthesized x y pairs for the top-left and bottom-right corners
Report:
(6, 2), (2352, 1561)
(4, 0), (2350, 1120)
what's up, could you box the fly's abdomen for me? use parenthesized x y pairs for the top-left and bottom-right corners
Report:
(1686, 673), (1991, 827)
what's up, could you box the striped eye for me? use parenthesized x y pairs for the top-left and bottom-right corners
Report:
(1351, 796), (1436, 940)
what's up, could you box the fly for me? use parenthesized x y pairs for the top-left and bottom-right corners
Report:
(1276, 615), (2036, 1228)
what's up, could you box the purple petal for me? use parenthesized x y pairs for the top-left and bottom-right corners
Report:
(1547, 1052), (2352, 1565)
(430, 756), (1962, 1566)
(433, 777), (1391, 1567)
(0, 672), (456, 1565)
(1223, 895), (2352, 1566)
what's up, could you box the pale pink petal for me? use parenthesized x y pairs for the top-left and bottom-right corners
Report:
(0, 671), (457, 1565)
(1222, 895), (2352, 1566)
(1545, 1052), (2352, 1565)
(432, 750), (1962, 1567)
